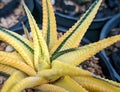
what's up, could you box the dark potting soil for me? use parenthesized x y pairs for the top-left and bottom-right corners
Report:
(80, 56), (105, 77)
(54, 0), (120, 19)
(105, 26), (120, 56)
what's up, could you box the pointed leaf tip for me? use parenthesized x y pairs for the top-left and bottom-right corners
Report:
(42, 0), (57, 50)
(50, 0), (102, 55)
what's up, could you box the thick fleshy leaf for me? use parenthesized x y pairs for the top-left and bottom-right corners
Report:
(52, 35), (120, 66)
(0, 51), (24, 61)
(22, 23), (32, 41)
(0, 64), (17, 75)
(0, 27), (34, 68)
(35, 84), (69, 92)
(50, 0), (102, 55)
(92, 75), (120, 88)
(54, 76), (88, 92)
(38, 61), (91, 79)
(52, 61), (91, 77)
(42, 0), (57, 50)
(72, 76), (120, 92)
(10, 77), (47, 92)
(0, 51), (36, 76)
(23, 1), (50, 71)
(1, 71), (26, 92)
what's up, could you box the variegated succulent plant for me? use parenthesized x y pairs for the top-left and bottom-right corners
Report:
(0, 0), (120, 92)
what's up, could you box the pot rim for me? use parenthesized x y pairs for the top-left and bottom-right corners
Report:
(100, 13), (120, 39)
(55, 11), (113, 23)
(100, 13), (120, 81)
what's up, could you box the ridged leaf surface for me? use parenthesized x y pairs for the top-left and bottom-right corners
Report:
(42, 0), (57, 50)
(35, 84), (69, 92)
(53, 35), (120, 66)
(73, 76), (120, 92)
(54, 76), (88, 92)
(0, 64), (17, 75)
(23, 2), (50, 71)
(1, 71), (26, 92)
(0, 28), (34, 68)
(50, 0), (102, 56)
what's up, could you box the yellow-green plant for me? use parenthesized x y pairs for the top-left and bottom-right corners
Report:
(0, 0), (120, 92)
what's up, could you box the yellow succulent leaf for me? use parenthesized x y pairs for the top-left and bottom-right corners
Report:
(0, 64), (17, 75)
(0, 54), (36, 76)
(54, 76), (88, 92)
(92, 75), (120, 88)
(38, 61), (91, 79)
(23, 1), (50, 71)
(0, 27), (34, 68)
(72, 76), (120, 92)
(50, 0), (102, 55)
(1, 71), (26, 92)
(35, 84), (69, 92)
(10, 77), (48, 92)
(42, 0), (57, 50)
(52, 61), (91, 77)
(54, 34), (120, 66)
(0, 28), (33, 47)
(22, 23), (32, 41)
(0, 51), (24, 61)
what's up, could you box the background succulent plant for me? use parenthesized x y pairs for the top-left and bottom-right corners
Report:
(0, 0), (120, 92)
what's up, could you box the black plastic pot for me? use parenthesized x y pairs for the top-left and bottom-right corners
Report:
(31, 0), (68, 32)
(100, 13), (120, 82)
(0, 0), (21, 17)
(54, 0), (120, 42)
(31, 0), (107, 39)
(5, 0), (35, 34)
(55, 12), (112, 42)
(55, 11), (111, 31)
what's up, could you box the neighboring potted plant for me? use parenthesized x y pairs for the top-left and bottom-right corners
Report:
(53, 0), (120, 42)
(0, 0), (34, 34)
(100, 13), (120, 81)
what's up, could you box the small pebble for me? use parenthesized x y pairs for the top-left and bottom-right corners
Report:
(5, 45), (14, 52)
